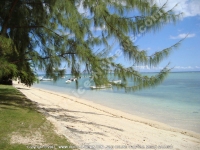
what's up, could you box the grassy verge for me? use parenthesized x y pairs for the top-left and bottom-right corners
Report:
(0, 84), (74, 150)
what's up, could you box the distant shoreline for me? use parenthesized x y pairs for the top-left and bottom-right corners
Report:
(36, 71), (200, 75)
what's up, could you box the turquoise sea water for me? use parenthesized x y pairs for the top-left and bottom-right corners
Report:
(33, 72), (200, 133)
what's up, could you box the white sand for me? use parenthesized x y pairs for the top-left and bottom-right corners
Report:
(13, 82), (200, 150)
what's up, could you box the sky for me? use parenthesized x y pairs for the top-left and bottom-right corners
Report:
(38, 0), (200, 74)
(132, 0), (200, 72)
(76, 0), (200, 73)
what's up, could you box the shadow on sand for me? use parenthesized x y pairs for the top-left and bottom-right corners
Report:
(38, 107), (124, 136)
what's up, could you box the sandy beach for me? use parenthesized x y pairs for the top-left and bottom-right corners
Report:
(13, 82), (200, 150)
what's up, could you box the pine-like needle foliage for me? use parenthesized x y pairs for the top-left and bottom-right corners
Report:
(0, 0), (182, 90)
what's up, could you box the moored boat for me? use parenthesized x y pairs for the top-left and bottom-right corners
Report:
(90, 84), (112, 89)
(65, 80), (71, 84)
(40, 78), (53, 81)
(109, 80), (121, 84)
(70, 78), (77, 81)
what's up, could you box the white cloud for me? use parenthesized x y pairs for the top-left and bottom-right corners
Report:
(134, 65), (200, 71)
(135, 66), (164, 70)
(147, 47), (151, 50)
(174, 66), (193, 69)
(170, 33), (195, 39)
(78, 0), (200, 19)
(154, 0), (200, 18)
(77, 0), (91, 17)
(135, 65), (150, 70)
(77, 0), (85, 14)
(91, 25), (107, 31)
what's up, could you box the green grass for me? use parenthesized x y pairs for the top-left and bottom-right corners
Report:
(0, 85), (74, 150)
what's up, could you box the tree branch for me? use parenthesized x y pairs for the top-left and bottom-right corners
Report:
(22, 2), (48, 5)
(20, 52), (76, 62)
(9, 25), (64, 38)
(10, 51), (76, 64)
(0, 0), (19, 35)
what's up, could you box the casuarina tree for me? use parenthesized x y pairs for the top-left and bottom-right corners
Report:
(0, 0), (182, 90)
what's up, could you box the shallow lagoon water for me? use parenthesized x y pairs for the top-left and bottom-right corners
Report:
(33, 72), (200, 133)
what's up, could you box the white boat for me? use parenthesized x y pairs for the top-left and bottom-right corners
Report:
(40, 78), (53, 81)
(109, 80), (121, 84)
(65, 80), (71, 84)
(70, 78), (77, 81)
(37, 76), (43, 80)
(90, 84), (112, 89)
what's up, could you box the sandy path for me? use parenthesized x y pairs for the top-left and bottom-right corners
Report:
(13, 83), (200, 150)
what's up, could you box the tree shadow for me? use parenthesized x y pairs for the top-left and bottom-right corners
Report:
(0, 85), (124, 137)
(38, 106), (124, 136)
(16, 87), (31, 90)
(66, 126), (106, 135)
(39, 107), (114, 117)
(0, 86), (37, 110)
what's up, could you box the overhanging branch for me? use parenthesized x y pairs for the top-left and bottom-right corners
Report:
(0, 0), (19, 35)
(26, 52), (76, 61)
(9, 25), (63, 38)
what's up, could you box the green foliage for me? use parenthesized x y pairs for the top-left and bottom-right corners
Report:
(0, 36), (17, 83)
(0, 35), (36, 86)
(0, 85), (73, 149)
(0, 0), (183, 90)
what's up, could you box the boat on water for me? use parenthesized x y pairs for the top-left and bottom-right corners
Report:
(65, 80), (71, 84)
(37, 76), (43, 80)
(40, 78), (53, 81)
(109, 80), (121, 84)
(70, 78), (77, 81)
(90, 84), (112, 89)
(65, 77), (77, 83)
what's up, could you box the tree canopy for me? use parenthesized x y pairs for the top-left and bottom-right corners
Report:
(0, 0), (182, 90)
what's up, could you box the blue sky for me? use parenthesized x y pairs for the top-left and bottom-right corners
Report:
(76, 0), (200, 73)
(38, 0), (200, 73)
(127, 15), (200, 72)
(130, 0), (200, 72)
